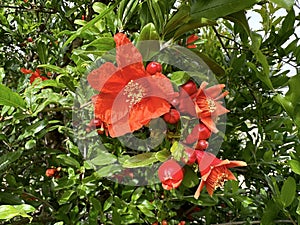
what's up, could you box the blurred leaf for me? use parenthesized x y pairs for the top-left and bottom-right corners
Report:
(247, 62), (273, 90)
(190, 0), (258, 20)
(0, 84), (26, 109)
(261, 200), (280, 225)
(57, 154), (80, 168)
(0, 151), (22, 172)
(270, 0), (294, 12)
(123, 153), (157, 168)
(289, 159), (300, 175)
(225, 10), (250, 36)
(181, 166), (199, 188)
(0, 204), (35, 221)
(36, 41), (48, 64)
(155, 149), (170, 162)
(170, 141), (184, 161)
(90, 152), (117, 166)
(25, 140), (36, 150)
(103, 196), (113, 211)
(94, 164), (122, 177)
(195, 52), (225, 76)
(163, 5), (191, 37)
(168, 71), (190, 86)
(280, 176), (296, 208)
(58, 190), (75, 205)
(63, 0), (121, 48)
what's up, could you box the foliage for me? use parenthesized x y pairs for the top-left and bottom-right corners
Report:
(0, 0), (299, 224)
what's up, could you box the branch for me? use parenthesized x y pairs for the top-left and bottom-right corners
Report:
(0, 4), (57, 14)
(212, 26), (230, 59)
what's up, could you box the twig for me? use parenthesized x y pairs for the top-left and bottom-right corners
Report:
(212, 26), (231, 59)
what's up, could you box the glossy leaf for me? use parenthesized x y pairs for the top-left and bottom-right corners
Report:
(0, 84), (26, 109)
(280, 177), (296, 208)
(190, 0), (258, 20)
(123, 152), (157, 168)
(0, 204), (35, 221)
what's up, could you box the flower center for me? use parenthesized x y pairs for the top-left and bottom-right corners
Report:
(213, 173), (228, 189)
(123, 80), (146, 108)
(206, 98), (217, 112)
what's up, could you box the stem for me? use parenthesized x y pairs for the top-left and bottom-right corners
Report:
(212, 26), (230, 59)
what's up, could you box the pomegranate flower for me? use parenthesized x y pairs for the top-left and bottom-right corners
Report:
(20, 68), (48, 84)
(186, 34), (199, 49)
(158, 159), (184, 190)
(195, 82), (229, 133)
(194, 151), (247, 199)
(87, 33), (177, 137)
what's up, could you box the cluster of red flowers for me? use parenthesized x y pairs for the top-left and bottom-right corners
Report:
(20, 68), (49, 84)
(87, 33), (246, 198)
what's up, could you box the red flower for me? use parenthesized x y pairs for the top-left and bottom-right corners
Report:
(45, 167), (61, 178)
(87, 33), (177, 137)
(194, 82), (229, 133)
(194, 151), (246, 198)
(186, 34), (199, 49)
(21, 68), (48, 84)
(184, 123), (212, 144)
(158, 159), (184, 190)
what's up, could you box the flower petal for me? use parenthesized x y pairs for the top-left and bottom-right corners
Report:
(114, 33), (144, 69)
(194, 179), (205, 199)
(87, 62), (118, 91)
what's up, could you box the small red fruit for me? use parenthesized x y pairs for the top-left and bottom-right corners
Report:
(196, 139), (209, 150)
(162, 220), (168, 225)
(185, 123), (212, 144)
(163, 109), (180, 124)
(146, 62), (162, 75)
(180, 80), (197, 96)
(178, 221), (186, 225)
(45, 167), (61, 178)
(81, 15), (85, 20)
(158, 160), (184, 190)
(152, 222), (159, 225)
(27, 37), (33, 42)
(182, 148), (197, 165)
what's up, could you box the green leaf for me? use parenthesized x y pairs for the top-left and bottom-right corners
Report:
(181, 166), (199, 188)
(94, 164), (122, 177)
(0, 204), (35, 221)
(25, 140), (36, 150)
(0, 151), (22, 172)
(164, 5), (191, 36)
(103, 196), (113, 211)
(296, 197), (300, 215)
(57, 154), (80, 168)
(247, 62), (273, 90)
(170, 141), (184, 161)
(138, 23), (159, 41)
(36, 41), (48, 64)
(270, 0), (294, 10)
(225, 10), (250, 36)
(0, 84), (26, 109)
(131, 187), (145, 202)
(123, 152), (157, 168)
(194, 52), (225, 76)
(136, 23), (160, 60)
(173, 18), (216, 40)
(63, 0), (121, 48)
(261, 200), (280, 225)
(191, 0), (258, 20)
(155, 149), (170, 162)
(168, 71), (190, 86)
(289, 159), (300, 175)
(58, 190), (75, 205)
(280, 176), (296, 208)
(90, 152), (117, 166)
